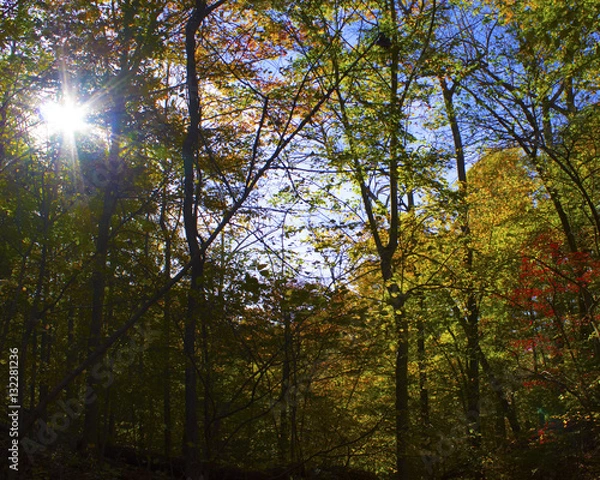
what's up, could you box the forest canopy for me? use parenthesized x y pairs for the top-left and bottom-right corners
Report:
(1, 1), (599, 479)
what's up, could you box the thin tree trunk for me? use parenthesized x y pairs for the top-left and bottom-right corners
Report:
(412, 191), (429, 426)
(529, 150), (578, 254)
(19, 169), (51, 416)
(182, 2), (208, 477)
(395, 307), (410, 480)
(279, 307), (291, 464)
(200, 300), (213, 463)
(386, 4), (410, 476)
(440, 78), (482, 460)
(81, 168), (118, 453)
(159, 189), (173, 459)
(382, 253), (409, 480)
(39, 308), (51, 405)
(65, 305), (76, 400)
(464, 294), (481, 448)
(19, 244), (47, 411)
(417, 315), (429, 424)
(81, 84), (124, 450)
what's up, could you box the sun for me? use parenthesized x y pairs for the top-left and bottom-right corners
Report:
(40, 99), (89, 135)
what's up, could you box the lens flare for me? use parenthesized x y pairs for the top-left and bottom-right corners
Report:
(40, 100), (88, 134)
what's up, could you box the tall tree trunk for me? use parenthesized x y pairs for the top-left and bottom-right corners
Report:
(81, 82), (125, 451)
(65, 305), (76, 400)
(386, 5), (411, 476)
(200, 299), (213, 463)
(417, 314), (429, 425)
(331, 1), (439, 474)
(384, 267), (409, 480)
(464, 293), (481, 449)
(541, 101), (599, 357)
(442, 75), (527, 455)
(159, 189), (173, 459)
(81, 138), (119, 453)
(182, 2), (210, 477)
(39, 308), (51, 405)
(529, 150), (578, 254)
(440, 79), (482, 459)
(395, 306), (410, 480)
(19, 243), (47, 411)
(20, 167), (52, 419)
(279, 307), (292, 464)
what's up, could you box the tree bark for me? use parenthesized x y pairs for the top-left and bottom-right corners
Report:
(159, 189), (173, 459)
(395, 306), (410, 480)
(279, 306), (292, 464)
(81, 123), (120, 453)
(382, 253), (409, 480)
(440, 78), (482, 461)
(417, 314), (429, 425)
(182, 2), (211, 477)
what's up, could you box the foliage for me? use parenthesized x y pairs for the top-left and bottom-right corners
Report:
(1, 1), (599, 480)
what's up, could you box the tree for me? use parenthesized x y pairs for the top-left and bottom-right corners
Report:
(309, 1), (440, 476)
(4, 1), (600, 479)
(179, 0), (376, 476)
